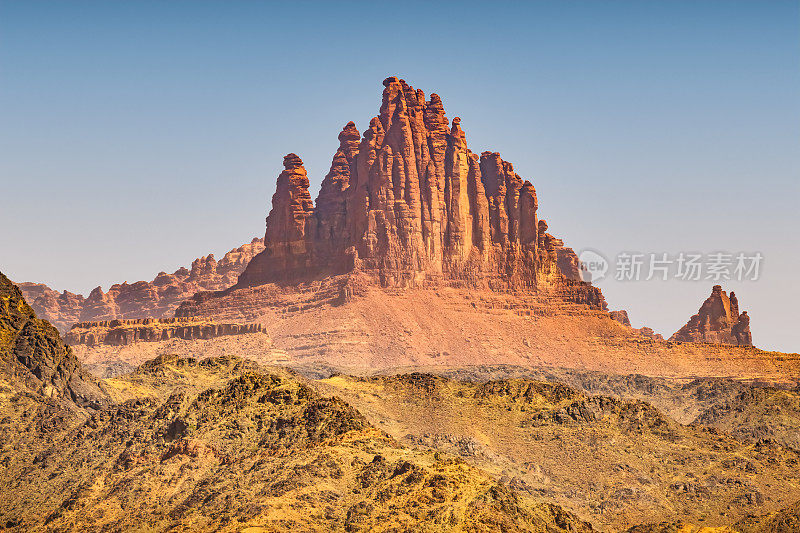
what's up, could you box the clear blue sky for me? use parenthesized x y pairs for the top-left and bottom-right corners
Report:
(1, 1), (798, 352)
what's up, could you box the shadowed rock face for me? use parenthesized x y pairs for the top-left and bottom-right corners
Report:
(234, 77), (605, 309)
(0, 272), (106, 409)
(64, 317), (268, 347)
(670, 285), (753, 346)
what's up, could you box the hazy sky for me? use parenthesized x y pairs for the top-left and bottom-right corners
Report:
(1, 1), (798, 352)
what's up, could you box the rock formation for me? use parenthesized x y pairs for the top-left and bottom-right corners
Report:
(201, 78), (605, 310)
(610, 310), (632, 327)
(670, 285), (753, 346)
(64, 317), (267, 347)
(17, 237), (264, 332)
(0, 271), (106, 408)
(608, 309), (665, 340)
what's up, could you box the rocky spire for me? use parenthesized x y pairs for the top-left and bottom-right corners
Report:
(265, 153), (313, 249)
(316, 122), (361, 265)
(238, 154), (314, 286)
(444, 117), (472, 261)
(670, 285), (753, 346)
(319, 122), (360, 198)
(234, 78), (606, 309)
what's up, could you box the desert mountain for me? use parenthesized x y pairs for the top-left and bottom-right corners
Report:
(164, 79), (798, 378)
(0, 280), (597, 532)
(16, 238), (264, 332)
(179, 77), (605, 315)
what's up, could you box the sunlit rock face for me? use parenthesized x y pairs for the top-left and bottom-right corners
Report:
(671, 285), (753, 346)
(235, 77), (605, 309)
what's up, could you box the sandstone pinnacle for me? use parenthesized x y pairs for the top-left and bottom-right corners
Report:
(229, 78), (604, 309)
(670, 285), (753, 346)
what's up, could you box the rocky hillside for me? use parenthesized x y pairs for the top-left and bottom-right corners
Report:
(315, 373), (800, 530)
(735, 499), (800, 532)
(3, 276), (798, 531)
(692, 386), (800, 451)
(0, 353), (595, 532)
(0, 279), (596, 531)
(0, 271), (105, 409)
(176, 282), (799, 380)
(408, 365), (791, 425)
(16, 238), (264, 332)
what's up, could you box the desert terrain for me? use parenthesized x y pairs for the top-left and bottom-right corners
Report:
(3, 75), (798, 532)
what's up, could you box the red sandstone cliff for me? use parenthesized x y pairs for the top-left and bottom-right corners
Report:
(17, 238), (264, 332)
(670, 285), (753, 346)
(228, 77), (604, 308)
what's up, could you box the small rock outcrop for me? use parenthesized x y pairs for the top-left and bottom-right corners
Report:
(64, 317), (267, 347)
(17, 238), (265, 332)
(610, 310), (631, 327)
(670, 285), (753, 346)
(206, 78), (605, 311)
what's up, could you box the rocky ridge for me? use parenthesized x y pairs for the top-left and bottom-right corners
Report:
(0, 351), (596, 532)
(671, 285), (753, 346)
(184, 77), (605, 319)
(0, 281), (595, 531)
(175, 283), (798, 379)
(17, 238), (264, 332)
(0, 271), (106, 409)
(316, 373), (800, 530)
(64, 317), (267, 347)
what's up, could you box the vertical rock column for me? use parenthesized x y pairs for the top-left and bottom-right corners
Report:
(315, 122), (360, 270)
(444, 117), (474, 263)
(238, 154), (315, 286)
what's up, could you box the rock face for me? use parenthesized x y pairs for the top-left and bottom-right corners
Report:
(231, 77), (604, 308)
(670, 285), (753, 346)
(610, 310), (631, 327)
(0, 271), (106, 408)
(64, 317), (268, 347)
(17, 238), (264, 332)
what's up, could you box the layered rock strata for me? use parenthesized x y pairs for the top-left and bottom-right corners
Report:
(670, 285), (753, 346)
(216, 77), (605, 309)
(64, 317), (267, 347)
(18, 238), (264, 332)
